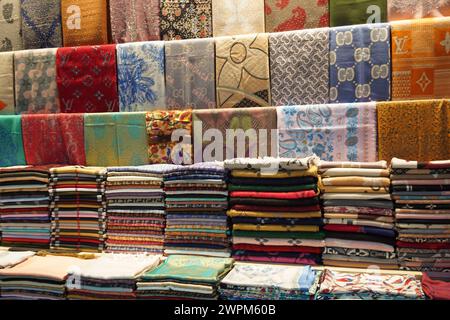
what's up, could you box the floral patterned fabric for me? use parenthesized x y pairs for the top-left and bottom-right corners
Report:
(0, 0), (22, 52)
(0, 115), (25, 167)
(0, 52), (15, 114)
(277, 103), (378, 162)
(330, 0), (388, 27)
(117, 41), (166, 112)
(388, 0), (450, 21)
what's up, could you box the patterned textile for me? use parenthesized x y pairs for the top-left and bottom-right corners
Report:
(0, 0), (22, 52)
(193, 107), (278, 162)
(264, 0), (329, 32)
(117, 41), (166, 112)
(14, 48), (60, 114)
(329, 24), (391, 103)
(330, 0), (387, 27)
(278, 103), (378, 162)
(212, 0), (265, 37)
(20, 0), (62, 49)
(388, 0), (450, 21)
(377, 100), (449, 161)
(0, 115), (25, 166)
(21, 114), (86, 165)
(216, 33), (271, 109)
(0, 52), (15, 114)
(391, 17), (450, 100)
(165, 38), (215, 109)
(56, 45), (119, 113)
(61, 0), (108, 46)
(160, 0), (212, 40)
(84, 113), (149, 167)
(110, 0), (160, 43)
(269, 28), (329, 106)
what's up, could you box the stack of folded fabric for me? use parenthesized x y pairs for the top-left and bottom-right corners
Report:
(391, 158), (450, 272)
(105, 165), (177, 254)
(320, 161), (397, 270)
(0, 166), (52, 249)
(316, 269), (425, 300)
(136, 255), (233, 300)
(219, 263), (320, 300)
(224, 157), (325, 265)
(66, 253), (162, 300)
(49, 166), (107, 253)
(163, 163), (230, 257)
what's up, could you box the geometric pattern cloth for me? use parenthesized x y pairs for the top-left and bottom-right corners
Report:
(0, 0), (22, 52)
(329, 0), (387, 27)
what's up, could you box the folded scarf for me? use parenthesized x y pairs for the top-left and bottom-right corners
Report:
(322, 176), (390, 187)
(230, 190), (318, 200)
(233, 224), (319, 232)
(229, 197), (320, 207)
(229, 176), (317, 187)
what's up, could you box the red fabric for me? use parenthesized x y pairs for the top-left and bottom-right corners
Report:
(324, 225), (364, 233)
(422, 273), (450, 300)
(21, 114), (86, 165)
(231, 204), (321, 212)
(232, 244), (322, 254)
(230, 190), (317, 199)
(56, 45), (119, 113)
(396, 241), (450, 250)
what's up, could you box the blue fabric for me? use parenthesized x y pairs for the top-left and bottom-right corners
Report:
(0, 115), (26, 167)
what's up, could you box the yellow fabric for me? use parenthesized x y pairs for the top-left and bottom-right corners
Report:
(231, 166), (318, 178)
(233, 224), (319, 232)
(50, 166), (106, 175)
(323, 186), (390, 193)
(227, 209), (322, 218)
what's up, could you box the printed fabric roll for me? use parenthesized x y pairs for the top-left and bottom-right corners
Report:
(0, 115), (25, 167)
(84, 112), (149, 167)
(212, 0), (265, 37)
(20, 0), (62, 49)
(269, 28), (329, 106)
(388, 0), (450, 21)
(21, 113), (86, 165)
(329, 0), (387, 27)
(117, 41), (166, 112)
(377, 100), (449, 162)
(160, 0), (212, 40)
(0, 0), (22, 52)
(391, 17), (450, 100)
(264, 0), (329, 32)
(14, 48), (60, 114)
(278, 103), (378, 162)
(61, 0), (108, 46)
(329, 23), (391, 103)
(110, 0), (160, 43)
(56, 45), (119, 113)
(216, 33), (271, 108)
(165, 38), (215, 109)
(0, 52), (15, 114)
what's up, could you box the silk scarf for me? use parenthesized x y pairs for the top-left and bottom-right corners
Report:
(0, 52), (14, 114)
(330, 0), (388, 27)
(269, 28), (329, 106)
(0, 115), (25, 166)
(117, 41), (166, 112)
(388, 0), (450, 21)
(0, 0), (22, 52)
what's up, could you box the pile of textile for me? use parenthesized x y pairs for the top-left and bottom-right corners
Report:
(316, 269), (425, 300)
(163, 163), (230, 257)
(136, 255), (233, 300)
(105, 165), (176, 253)
(219, 263), (320, 300)
(49, 167), (107, 253)
(0, 166), (52, 249)
(421, 272), (450, 300)
(320, 161), (397, 270)
(391, 158), (450, 272)
(66, 253), (161, 300)
(224, 157), (325, 265)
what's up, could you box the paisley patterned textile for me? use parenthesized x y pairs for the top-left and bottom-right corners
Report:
(329, 0), (388, 27)
(0, 0), (22, 52)
(0, 52), (15, 114)
(0, 115), (25, 166)
(388, 0), (450, 21)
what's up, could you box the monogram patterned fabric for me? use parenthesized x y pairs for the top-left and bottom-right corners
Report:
(388, 0), (450, 21)
(330, 0), (387, 27)
(269, 28), (329, 106)
(330, 23), (391, 103)
(0, 52), (15, 114)
(0, 0), (22, 52)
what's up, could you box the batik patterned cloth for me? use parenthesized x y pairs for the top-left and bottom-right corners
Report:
(117, 41), (166, 112)
(388, 0), (450, 21)
(216, 33), (271, 109)
(160, 0), (212, 40)
(56, 45), (119, 113)
(21, 114), (86, 165)
(165, 38), (215, 109)
(20, 0), (62, 49)
(377, 100), (449, 161)
(264, 0), (329, 32)
(14, 48), (60, 114)
(269, 28), (329, 106)
(330, 0), (387, 27)
(0, 52), (15, 114)
(212, 0), (265, 37)
(61, 0), (108, 46)
(0, 115), (25, 166)
(84, 112), (149, 167)
(278, 103), (378, 162)
(0, 0), (22, 52)
(391, 17), (450, 100)
(110, 0), (160, 43)
(329, 23), (391, 103)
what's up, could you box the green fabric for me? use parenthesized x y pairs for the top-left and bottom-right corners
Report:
(0, 115), (26, 167)
(84, 112), (149, 167)
(228, 184), (317, 192)
(330, 0), (387, 27)
(233, 230), (326, 239)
